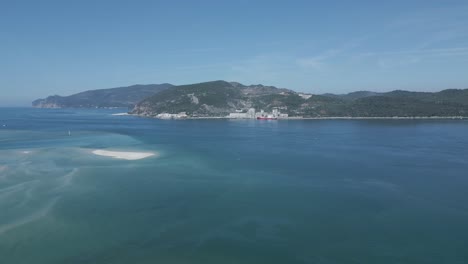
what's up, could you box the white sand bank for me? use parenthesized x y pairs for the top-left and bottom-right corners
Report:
(111, 113), (129, 116)
(92, 150), (155, 160)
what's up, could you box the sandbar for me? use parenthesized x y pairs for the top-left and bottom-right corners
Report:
(92, 150), (155, 160)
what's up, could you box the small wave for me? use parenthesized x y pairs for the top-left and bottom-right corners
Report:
(0, 197), (59, 236)
(55, 168), (78, 189)
(0, 165), (8, 180)
(0, 180), (39, 199)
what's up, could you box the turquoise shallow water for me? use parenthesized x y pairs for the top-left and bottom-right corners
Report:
(1, 108), (468, 263)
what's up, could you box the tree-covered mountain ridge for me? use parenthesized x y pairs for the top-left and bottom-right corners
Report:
(32, 83), (173, 108)
(131, 81), (468, 117)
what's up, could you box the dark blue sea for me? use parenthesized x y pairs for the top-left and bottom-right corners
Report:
(1, 107), (468, 263)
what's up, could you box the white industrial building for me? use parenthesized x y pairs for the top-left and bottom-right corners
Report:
(228, 108), (256, 119)
(156, 112), (188, 119)
(228, 108), (288, 119)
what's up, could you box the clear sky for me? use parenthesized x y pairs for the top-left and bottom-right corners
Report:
(1, 0), (468, 106)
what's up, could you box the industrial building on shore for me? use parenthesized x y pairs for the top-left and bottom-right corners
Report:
(228, 108), (288, 119)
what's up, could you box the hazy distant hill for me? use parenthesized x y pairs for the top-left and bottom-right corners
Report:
(32, 84), (173, 108)
(132, 81), (468, 117)
(321, 91), (381, 100)
(316, 89), (468, 117)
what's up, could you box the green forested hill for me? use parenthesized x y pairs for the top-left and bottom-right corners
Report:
(131, 81), (293, 116)
(34, 80), (468, 117)
(32, 84), (173, 108)
(307, 89), (468, 117)
(131, 80), (468, 117)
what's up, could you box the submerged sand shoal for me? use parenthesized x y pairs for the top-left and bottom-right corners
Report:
(92, 150), (155, 160)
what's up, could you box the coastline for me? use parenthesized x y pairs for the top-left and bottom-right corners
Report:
(130, 114), (468, 120)
(25, 107), (468, 120)
(298, 116), (468, 120)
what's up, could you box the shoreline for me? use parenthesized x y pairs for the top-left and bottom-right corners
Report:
(25, 108), (468, 120)
(131, 114), (468, 120)
(299, 116), (468, 120)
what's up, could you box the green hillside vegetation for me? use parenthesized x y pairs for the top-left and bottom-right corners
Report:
(32, 84), (173, 108)
(132, 81), (468, 117)
(35, 80), (468, 117)
(321, 91), (381, 101)
(135, 81), (245, 116)
(315, 89), (468, 117)
(132, 81), (293, 116)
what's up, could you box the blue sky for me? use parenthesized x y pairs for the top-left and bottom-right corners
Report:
(1, 0), (468, 105)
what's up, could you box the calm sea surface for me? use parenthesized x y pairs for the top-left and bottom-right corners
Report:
(1, 107), (468, 264)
